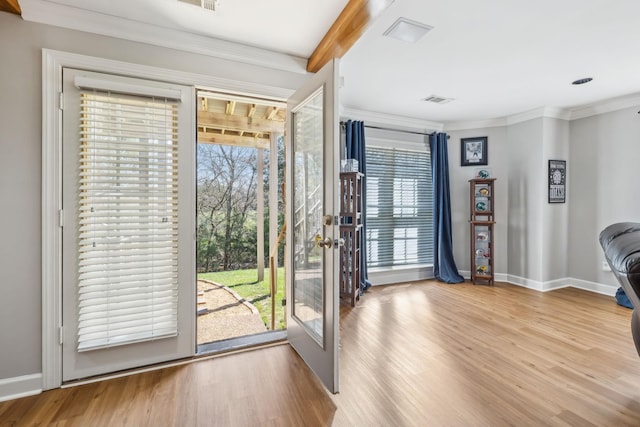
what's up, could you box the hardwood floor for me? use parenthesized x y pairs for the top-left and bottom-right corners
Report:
(2, 281), (640, 426)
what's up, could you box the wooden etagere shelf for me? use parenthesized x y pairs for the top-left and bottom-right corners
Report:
(339, 172), (363, 306)
(469, 178), (496, 285)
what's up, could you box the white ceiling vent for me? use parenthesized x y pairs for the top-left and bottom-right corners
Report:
(178, 0), (219, 12)
(383, 18), (433, 43)
(423, 95), (454, 105)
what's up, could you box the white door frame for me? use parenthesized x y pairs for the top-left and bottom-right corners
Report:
(41, 49), (294, 390)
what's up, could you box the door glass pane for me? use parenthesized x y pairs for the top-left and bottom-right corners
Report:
(292, 88), (324, 345)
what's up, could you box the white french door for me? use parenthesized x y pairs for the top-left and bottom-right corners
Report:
(285, 59), (340, 393)
(61, 69), (195, 381)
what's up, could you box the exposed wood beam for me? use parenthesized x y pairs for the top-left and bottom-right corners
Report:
(198, 132), (270, 150)
(198, 111), (284, 134)
(248, 104), (256, 118)
(0, 0), (21, 15)
(225, 100), (236, 115)
(265, 107), (279, 120)
(306, 0), (394, 73)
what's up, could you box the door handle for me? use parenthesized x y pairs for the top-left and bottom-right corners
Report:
(315, 236), (333, 249)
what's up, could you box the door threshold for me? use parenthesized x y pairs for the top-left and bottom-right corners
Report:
(62, 333), (288, 389)
(197, 330), (287, 356)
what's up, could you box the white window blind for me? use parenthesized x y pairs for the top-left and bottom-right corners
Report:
(365, 144), (433, 268)
(77, 89), (180, 351)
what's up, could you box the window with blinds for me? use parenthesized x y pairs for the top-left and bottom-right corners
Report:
(77, 90), (179, 351)
(365, 145), (433, 268)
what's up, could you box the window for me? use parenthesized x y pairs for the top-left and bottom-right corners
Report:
(365, 140), (433, 268)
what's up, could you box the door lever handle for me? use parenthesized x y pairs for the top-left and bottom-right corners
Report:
(316, 236), (333, 249)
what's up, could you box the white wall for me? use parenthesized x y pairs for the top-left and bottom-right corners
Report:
(0, 12), (306, 382)
(447, 127), (509, 276)
(568, 105), (640, 287)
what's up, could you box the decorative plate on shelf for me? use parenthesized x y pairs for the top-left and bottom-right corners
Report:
(476, 201), (487, 211)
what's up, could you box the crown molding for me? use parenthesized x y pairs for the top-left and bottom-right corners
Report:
(341, 107), (444, 133)
(444, 107), (572, 132)
(443, 118), (507, 132)
(361, 92), (640, 134)
(20, 0), (308, 75)
(542, 107), (572, 121)
(569, 93), (640, 120)
(506, 106), (571, 125)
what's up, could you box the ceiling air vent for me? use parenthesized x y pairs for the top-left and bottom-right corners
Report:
(178, 0), (219, 12)
(383, 18), (433, 43)
(423, 95), (454, 105)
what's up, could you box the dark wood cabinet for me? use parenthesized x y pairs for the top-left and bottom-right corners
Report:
(469, 178), (496, 285)
(339, 172), (363, 306)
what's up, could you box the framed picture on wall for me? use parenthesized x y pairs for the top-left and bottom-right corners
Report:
(461, 137), (488, 166)
(548, 160), (566, 203)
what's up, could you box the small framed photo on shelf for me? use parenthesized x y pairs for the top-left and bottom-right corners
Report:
(548, 160), (566, 203)
(461, 137), (488, 166)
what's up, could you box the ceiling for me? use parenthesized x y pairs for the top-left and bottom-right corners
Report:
(197, 92), (285, 149)
(14, 0), (640, 124)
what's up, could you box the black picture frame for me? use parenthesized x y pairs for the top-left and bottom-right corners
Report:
(461, 137), (488, 166)
(548, 160), (566, 203)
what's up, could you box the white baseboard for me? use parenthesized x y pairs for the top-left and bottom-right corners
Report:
(506, 275), (616, 296)
(369, 265), (434, 286)
(368, 266), (616, 299)
(0, 373), (42, 403)
(506, 274), (545, 291)
(566, 278), (618, 296)
(541, 278), (571, 292)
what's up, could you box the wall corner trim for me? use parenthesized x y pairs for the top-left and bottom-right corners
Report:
(0, 374), (42, 403)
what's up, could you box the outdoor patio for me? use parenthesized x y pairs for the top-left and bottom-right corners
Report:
(196, 279), (266, 344)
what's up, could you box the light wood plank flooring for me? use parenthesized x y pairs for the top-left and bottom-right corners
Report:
(2, 281), (640, 426)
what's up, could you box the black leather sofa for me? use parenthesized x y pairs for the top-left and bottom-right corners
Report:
(599, 222), (640, 356)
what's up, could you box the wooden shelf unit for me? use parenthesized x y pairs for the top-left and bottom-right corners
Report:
(469, 178), (496, 285)
(339, 172), (363, 306)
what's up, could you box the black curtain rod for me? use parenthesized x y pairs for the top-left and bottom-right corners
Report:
(340, 121), (448, 138)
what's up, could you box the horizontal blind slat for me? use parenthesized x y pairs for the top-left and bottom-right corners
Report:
(365, 144), (433, 268)
(76, 89), (180, 351)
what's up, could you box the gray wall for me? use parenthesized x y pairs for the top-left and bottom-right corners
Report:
(448, 111), (636, 288)
(4, 7), (639, 384)
(447, 126), (509, 275)
(568, 105), (640, 287)
(506, 119), (544, 282)
(0, 13), (306, 381)
(541, 118), (569, 282)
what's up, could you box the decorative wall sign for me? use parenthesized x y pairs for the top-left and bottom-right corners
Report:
(461, 137), (488, 166)
(548, 160), (566, 203)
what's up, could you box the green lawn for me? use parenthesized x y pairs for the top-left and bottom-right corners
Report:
(198, 267), (286, 330)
